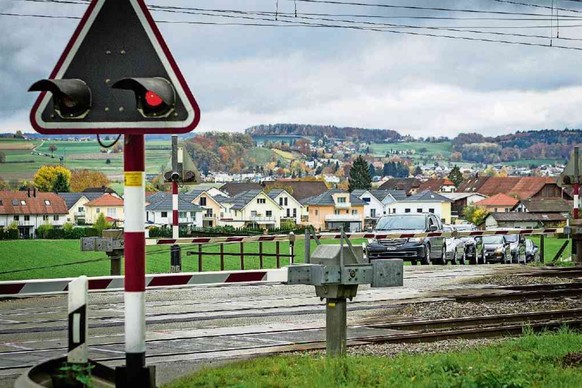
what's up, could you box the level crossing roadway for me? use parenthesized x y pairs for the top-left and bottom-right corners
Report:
(0, 265), (529, 386)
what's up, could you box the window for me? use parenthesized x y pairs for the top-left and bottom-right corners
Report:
(293, 208), (297, 217)
(161, 211), (167, 217)
(334, 210), (340, 215)
(191, 212), (196, 217)
(53, 215), (59, 221)
(371, 209), (376, 218)
(13, 215), (19, 221)
(392, 208), (396, 214)
(78, 206), (84, 213)
(279, 198), (283, 206)
(43, 215), (49, 221)
(200, 197), (207, 206)
(44, 200), (51, 206)
(284, 197), (288, 206)
(417, 208), (422, 213)
(20, 200), (26, 205)
(96, 208), (101, 213)
(266, 210), (272, 217)
(24, 215), (30, 221)
(405, 208), (411, 213)
(362, 197), (370, 203)
(351, 210), (358, 215)
(505, 208), (509, 213)
(107, 208), (117, 217)
(337, 197), (346, 203)
(429, 208), (435, 214)
(286, 208), (290, 217)
(315, 210), (318, 216)
(257, 198), (266, 204)
(251, 211), (257, 217)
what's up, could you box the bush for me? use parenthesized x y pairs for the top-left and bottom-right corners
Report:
(7, 228), (18, 239)
(36, 224), (54, 239)
(83, 227), (99, 237)
(47, 228), (65, 239)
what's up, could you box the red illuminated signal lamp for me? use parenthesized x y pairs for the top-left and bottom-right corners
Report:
(145, 90), (164, 108)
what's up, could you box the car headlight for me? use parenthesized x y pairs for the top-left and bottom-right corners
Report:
(495, 248), (503, 253)
(367, 238), (376, 244)
(408, 237), (424, 243)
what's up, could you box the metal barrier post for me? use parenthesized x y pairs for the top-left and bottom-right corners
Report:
(197, 244), (203, 272)
(289, 232), (295, 264)
(326, 298), (347, 357)
(276, 241), (281, 268)
(304, 229), (311, 264)
(539, 234), (545, 264)
(220, 244), (225, 271)
(240, 242), (244, 270)
(170, 244), (181, 273)
(259, 242), (264, 269)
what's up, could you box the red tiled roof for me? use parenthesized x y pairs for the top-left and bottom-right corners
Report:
(85, 193), (124, 207)
(508, 177), (556, 200)
(417, 178), (456, 192)
(264, 180), (328, 201)
(475, 193), (519, 207)
(474, 177), (521, 197)
(0, 191), (68, 215)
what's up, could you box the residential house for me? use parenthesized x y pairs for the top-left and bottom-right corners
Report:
(264, 180), (328, 202)
(57, 192), (103, 224)
(145, 192), (203, 229)
(0, 190), (68, 238)
(417, 178), (456, 193)
(441, 192), (488, 220)
(514, 198), (572, 217)
(266, 189), (304, 226)
(219, 182), (262, 197)
(351, 189), (405, 228)
(474, 193), (519, 213)
(458, 176), (569, 200)
(388, 190), (453, 224)
(378, 178), (421, 196)
(484, 212), (566, 229)
(84, 193), (124, 225)
(301, 189), (365, 232)
(187, 189), (228, 227)
(218, 190), (282, 229)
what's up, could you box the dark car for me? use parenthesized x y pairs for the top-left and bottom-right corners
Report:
(525, 238), (540, 263)
(482, 235), (511, 264)
(364, 213), (446, 265)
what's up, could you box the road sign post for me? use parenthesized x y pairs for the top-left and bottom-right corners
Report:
(27, 0), (200, 385)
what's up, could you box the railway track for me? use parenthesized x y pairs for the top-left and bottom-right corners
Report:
(1, 307), (581, 376)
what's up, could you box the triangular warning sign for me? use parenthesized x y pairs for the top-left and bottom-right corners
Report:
(30, 0), (200, 135)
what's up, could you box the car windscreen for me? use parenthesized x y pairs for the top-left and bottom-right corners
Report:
(504, 234), (518, 242)
(376, 215), (426, 231)
(482, 236), (505, 244)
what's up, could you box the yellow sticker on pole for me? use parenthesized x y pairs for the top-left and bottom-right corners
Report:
(124, 172), (143, 187)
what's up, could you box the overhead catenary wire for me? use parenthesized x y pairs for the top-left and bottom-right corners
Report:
(3, 0), (582, 51)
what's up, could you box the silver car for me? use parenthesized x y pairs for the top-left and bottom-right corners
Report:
(443, 225), (466, 265)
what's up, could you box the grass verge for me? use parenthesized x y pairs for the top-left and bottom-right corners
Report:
(162, 328), (582, 388)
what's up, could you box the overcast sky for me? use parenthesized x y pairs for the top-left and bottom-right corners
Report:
(2, 0), (582, 137)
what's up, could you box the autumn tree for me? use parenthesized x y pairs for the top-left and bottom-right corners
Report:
(348, 155), (372, 192)
(70, 169), (110, 192)
(0, 177), (8, 190)
(48, 144), (58, 156)
(448, 165), (463, 187)
(463, 204), (488, 226)
(33, 165), (71, 192)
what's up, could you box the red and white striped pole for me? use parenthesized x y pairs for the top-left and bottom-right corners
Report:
(574, 146), (580, 220)
(172, 179), (179, 239)
(123, 134), (149, 385)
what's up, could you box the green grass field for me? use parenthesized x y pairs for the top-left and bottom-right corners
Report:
(162, 329), (582, 388)
(0, 238), (368, 281)
(0, 139), (171, 180)
(0, 236), (568, 281)
(370, 141), (453, 159)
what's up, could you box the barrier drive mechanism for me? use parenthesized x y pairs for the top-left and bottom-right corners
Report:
(287, 229), (403, 356)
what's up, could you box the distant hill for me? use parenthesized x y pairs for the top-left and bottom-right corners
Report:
(245, 124), (401, 142)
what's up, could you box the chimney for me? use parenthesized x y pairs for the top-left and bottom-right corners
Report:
(27, 188), (30, 198)
(33, 188), (37, 198)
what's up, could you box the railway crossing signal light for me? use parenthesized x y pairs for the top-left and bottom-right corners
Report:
(112, 77), (176, 118)
(28, 79), (92, 119)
